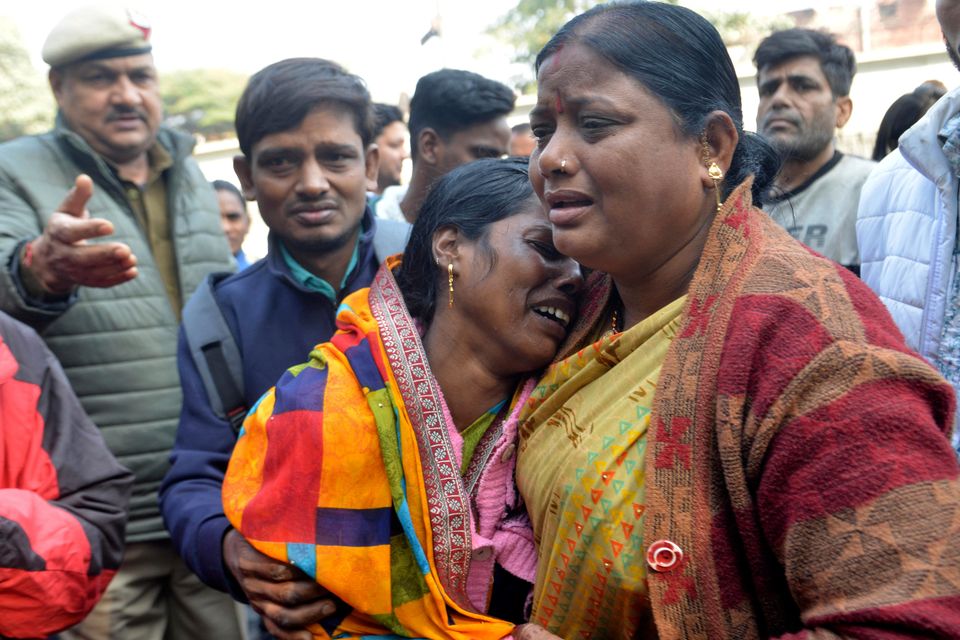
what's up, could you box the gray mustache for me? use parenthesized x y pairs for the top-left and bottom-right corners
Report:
(105, 109), (148, 123)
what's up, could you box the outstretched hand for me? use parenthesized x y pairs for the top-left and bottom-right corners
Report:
(223, 528), (338, 640)
(25, 174), (138, 294)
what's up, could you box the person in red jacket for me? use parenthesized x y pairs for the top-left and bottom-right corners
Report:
(0, 311), (133, 638)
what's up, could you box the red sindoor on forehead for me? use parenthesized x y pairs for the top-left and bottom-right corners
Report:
(539, 42), (564, 78)
(539, 43), (566, 113)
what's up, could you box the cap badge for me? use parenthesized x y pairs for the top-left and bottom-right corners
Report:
(126, 9), (152, 40)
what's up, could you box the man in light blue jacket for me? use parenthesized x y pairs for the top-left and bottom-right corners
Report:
(857, 0), (960, 456)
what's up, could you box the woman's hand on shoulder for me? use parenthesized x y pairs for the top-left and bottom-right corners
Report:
(513, 623), (565, 640)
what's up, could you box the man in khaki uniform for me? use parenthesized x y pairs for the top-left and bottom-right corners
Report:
(0, 6), (243, 637)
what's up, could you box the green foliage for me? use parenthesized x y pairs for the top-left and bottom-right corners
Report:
(487, 0), (596, 71)
(0, 17), (55, 142)
(487, 0), (790, 91)
(488, 0), (681, 72)
(161, 68), (248, 139)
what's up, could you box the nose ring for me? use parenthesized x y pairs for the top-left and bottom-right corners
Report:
(560, 159), (567, 173)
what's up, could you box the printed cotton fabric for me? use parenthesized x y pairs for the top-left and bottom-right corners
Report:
(517, 296), (685, 639)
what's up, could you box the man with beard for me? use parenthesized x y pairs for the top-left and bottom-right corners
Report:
(857, 0), (960, 458)
(754, 28), (875, 274)
(0, 7), (243, 637)
(160, 58), (410, 638)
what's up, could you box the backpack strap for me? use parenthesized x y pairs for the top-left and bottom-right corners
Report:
(372, 218), (411, 264)
(181, 222), (408, 434)
(181, 272), (247, 433)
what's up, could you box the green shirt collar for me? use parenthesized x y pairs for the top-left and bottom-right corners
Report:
(279, 238), (361, 305)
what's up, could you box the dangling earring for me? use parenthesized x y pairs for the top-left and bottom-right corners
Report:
(448, 263), (455, 307)
(708, 162), (724, 212)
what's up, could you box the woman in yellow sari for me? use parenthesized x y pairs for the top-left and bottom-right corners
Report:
(223, 157), (582, 639)
(515, 3), (960, 639)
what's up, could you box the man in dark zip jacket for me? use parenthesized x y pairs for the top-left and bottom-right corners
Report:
(160, 57), (410, 639)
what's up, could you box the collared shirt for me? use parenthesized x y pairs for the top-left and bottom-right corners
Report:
(235, 249), (251, 271)
(279, 238), (361, 305)
(935, 111), (960, 455)
(114, 143), (182, 316)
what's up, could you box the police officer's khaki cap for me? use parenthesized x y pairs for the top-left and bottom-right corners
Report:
(42, 6), (152, 68)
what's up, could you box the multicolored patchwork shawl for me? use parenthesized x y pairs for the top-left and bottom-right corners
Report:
(223, 260), (535, 640)
(519, 180), (960, 639)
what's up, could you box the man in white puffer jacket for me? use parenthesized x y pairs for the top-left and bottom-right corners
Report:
(857, 0), (960, 456)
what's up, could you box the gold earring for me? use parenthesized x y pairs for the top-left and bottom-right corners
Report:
(699, 137), (712, 164)
(708, 162), (724, 212)
(448, 263), (454, 307)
